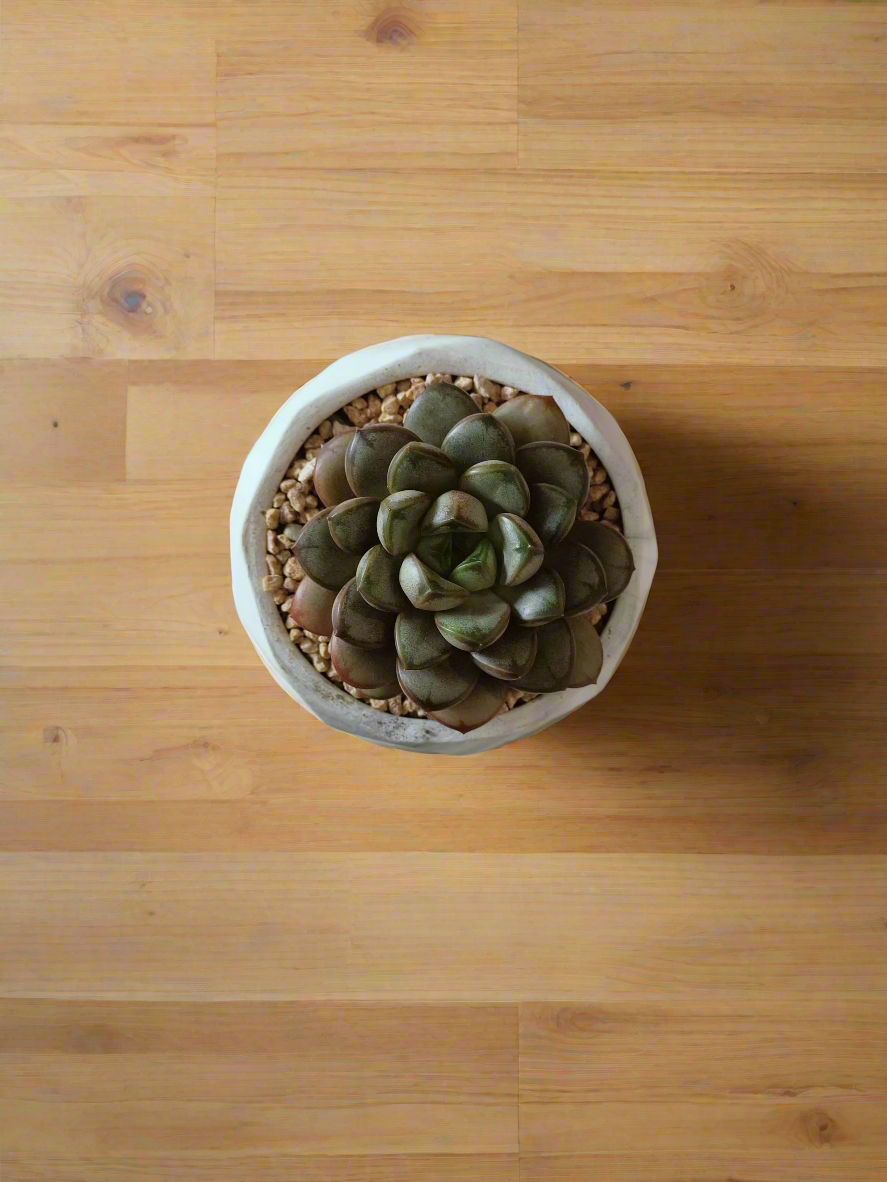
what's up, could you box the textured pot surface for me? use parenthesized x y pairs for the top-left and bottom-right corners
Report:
(231, 335), (657, 754)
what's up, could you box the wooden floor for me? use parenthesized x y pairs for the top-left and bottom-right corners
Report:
(2, 1), (887, 1179)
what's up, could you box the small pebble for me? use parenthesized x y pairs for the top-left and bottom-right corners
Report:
(500, 386), (518, 401)
(454, 376), (474, 391)
(474, 376), (501, 401)
(377, 382), (396, 398)
(369, 698), (389, 712)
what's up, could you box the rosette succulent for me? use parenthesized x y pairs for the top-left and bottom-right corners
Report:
(290, 381), (634, 732)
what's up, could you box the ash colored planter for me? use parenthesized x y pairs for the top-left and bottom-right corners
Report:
(231, 335), (657, 755)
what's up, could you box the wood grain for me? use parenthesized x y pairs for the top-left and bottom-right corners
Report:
(2, 0), (887, 1177)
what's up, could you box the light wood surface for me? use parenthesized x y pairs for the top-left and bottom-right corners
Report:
(2, 2), (887, 1179)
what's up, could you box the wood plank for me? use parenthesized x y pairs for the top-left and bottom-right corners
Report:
(520, 1001), (887, 1101)
(0, 125), (216, 197)
(217, 0), (517, 171)
(0, 8), (215, 127)
(519, 6), (887, 171)
(0, 361), (127, 481)
(126, 361), (323, 481)
(2, 653), (885, 812)
(216, 173), (887, 363)
(2, 855), (884, 999)
(3, 1155), (518, 1182)
(0, 198), (214, 359)
(1, 1000), (517, 1155)
(522, 1155), (884, 1182)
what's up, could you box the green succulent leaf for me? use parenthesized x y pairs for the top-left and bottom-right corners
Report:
(516, 441), (590, 507)
(566, 612), (605, 689)
(345, 423), (418, 499)
(332, 578), (396, 649)
(396, 650), (479, 712)
(441, 412), (515, 472)
(327, 497), (380, 554)
(398, 553), (471, 611)
(495, 567), (565, 627)
(329, 635), (398, 691)
(525, 483), (577, 548)
(545, 539), (607, 616)
(487, 512), (545, 587)
(429, 674), (510, 732)
(313, 431), (356, 507)
(356, 545), (410, 613)
(378, 490), (433, 556)
(492, 394), (571, 448)
(287, 575), (337, 636)
(294, 509), (361, 590)
(510, 617), (575, 694)
(403, 381), (478, 447)
(458, 460), (530, 518)
(386, 441), (458, 497)
(420, 490), (488, 536)
(434, 590), (511, 652)
(449, 538), (497, 591)
(415, 533), (455, 576)
(569, 520), (635, 602)
(395, 607), (452, 670)
(470, 622), (538, 680)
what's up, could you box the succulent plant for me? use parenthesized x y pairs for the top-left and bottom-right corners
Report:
(291, 382), (634, 732)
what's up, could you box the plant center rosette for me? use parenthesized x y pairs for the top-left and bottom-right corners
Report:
(289, 382), (635, 732)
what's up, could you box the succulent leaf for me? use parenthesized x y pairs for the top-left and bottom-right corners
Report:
(525, 482), (577, 548)
(398, 554), (470, 611)
(488, 512), (545, 586)
(356, 545), (410, 613)
(441, 412), (515, 472)
(566, 612), (605, 688)
(327, 497), (380, 554)
(470, 622), (538, 680)
(313, 431), (356, 507)
(434, 590), (511, 652)
(416, 533), (455, 576)
(516, 441), (590, 507)
(403, 381), (478, 447)
(288, 575), (337, 636)
(429, 674), (510, 732)
(345, 423), (418, 499)
(449, 538), (497, 591)
(396, 650), (479, 711)
(545, 539), (607, 616)
(332, 578), (396, 649)
(493, 394), (571, 448)
(495, 567), (565, 627)
(458, 460), (530, 518)
(510, 617), (575, 693)
(386, 441), (458, 497)
(395, 607), (452, 669)
(330, 635), (398, 690)
(294, 509), (361, 590)
(378, 490), (433, 556)
(420, 490), (488, 536)
(568, 520), (635, 601)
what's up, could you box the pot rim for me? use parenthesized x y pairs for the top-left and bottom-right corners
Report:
(230, 334), (657, 754)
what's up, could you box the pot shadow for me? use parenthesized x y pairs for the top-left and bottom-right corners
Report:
(520, 410), (887, 843)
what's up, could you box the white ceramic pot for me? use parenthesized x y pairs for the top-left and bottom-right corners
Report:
(231, 335), (657, 755)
